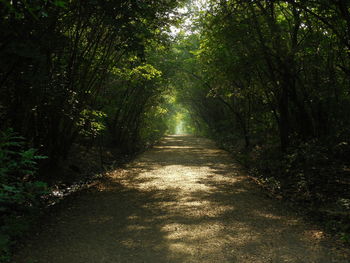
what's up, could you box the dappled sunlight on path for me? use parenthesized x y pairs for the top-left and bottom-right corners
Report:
(15, 136), (349, 263)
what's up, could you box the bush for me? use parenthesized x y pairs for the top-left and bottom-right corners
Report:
(249, 138), (350, 206)
(0, 129), (48, 262)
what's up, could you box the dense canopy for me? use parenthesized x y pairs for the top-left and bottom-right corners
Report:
(1, 0), (350, 260)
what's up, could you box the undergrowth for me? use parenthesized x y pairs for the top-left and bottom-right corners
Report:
(0, 129), (48, 262)
(215, 133), (350, 245)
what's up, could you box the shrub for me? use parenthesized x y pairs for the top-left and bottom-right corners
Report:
(0, 129), (48, 262)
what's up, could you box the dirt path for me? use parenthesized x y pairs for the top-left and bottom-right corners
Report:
(15, 135), (349, 263)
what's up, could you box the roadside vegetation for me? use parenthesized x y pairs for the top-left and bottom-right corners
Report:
(169, 0), (350, 244)
(1, 0), (350, 261)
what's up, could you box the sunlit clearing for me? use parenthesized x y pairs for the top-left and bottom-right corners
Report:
(175, 120), (184, 134)
(168, 109), (195, 135)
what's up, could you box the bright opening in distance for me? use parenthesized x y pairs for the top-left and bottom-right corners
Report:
(169, 0), (209, 37)
(175, 120), (185, 135)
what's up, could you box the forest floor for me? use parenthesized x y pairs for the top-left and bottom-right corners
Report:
(14, 135), (350, 263)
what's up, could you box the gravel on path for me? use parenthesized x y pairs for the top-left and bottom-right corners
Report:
(14, 135), (350, 263)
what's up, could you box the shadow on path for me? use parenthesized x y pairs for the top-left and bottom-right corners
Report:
(14, 135), (349, 263)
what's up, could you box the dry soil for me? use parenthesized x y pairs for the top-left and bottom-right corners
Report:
(14, 135), (350, 263)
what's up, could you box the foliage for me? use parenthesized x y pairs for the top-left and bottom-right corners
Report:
(0, 129), (48, 262)
(163, 0), (350, 240)
(1, 0), (350, 254)
(77, 110), (106, 139)
(0, 0), (186, 164)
